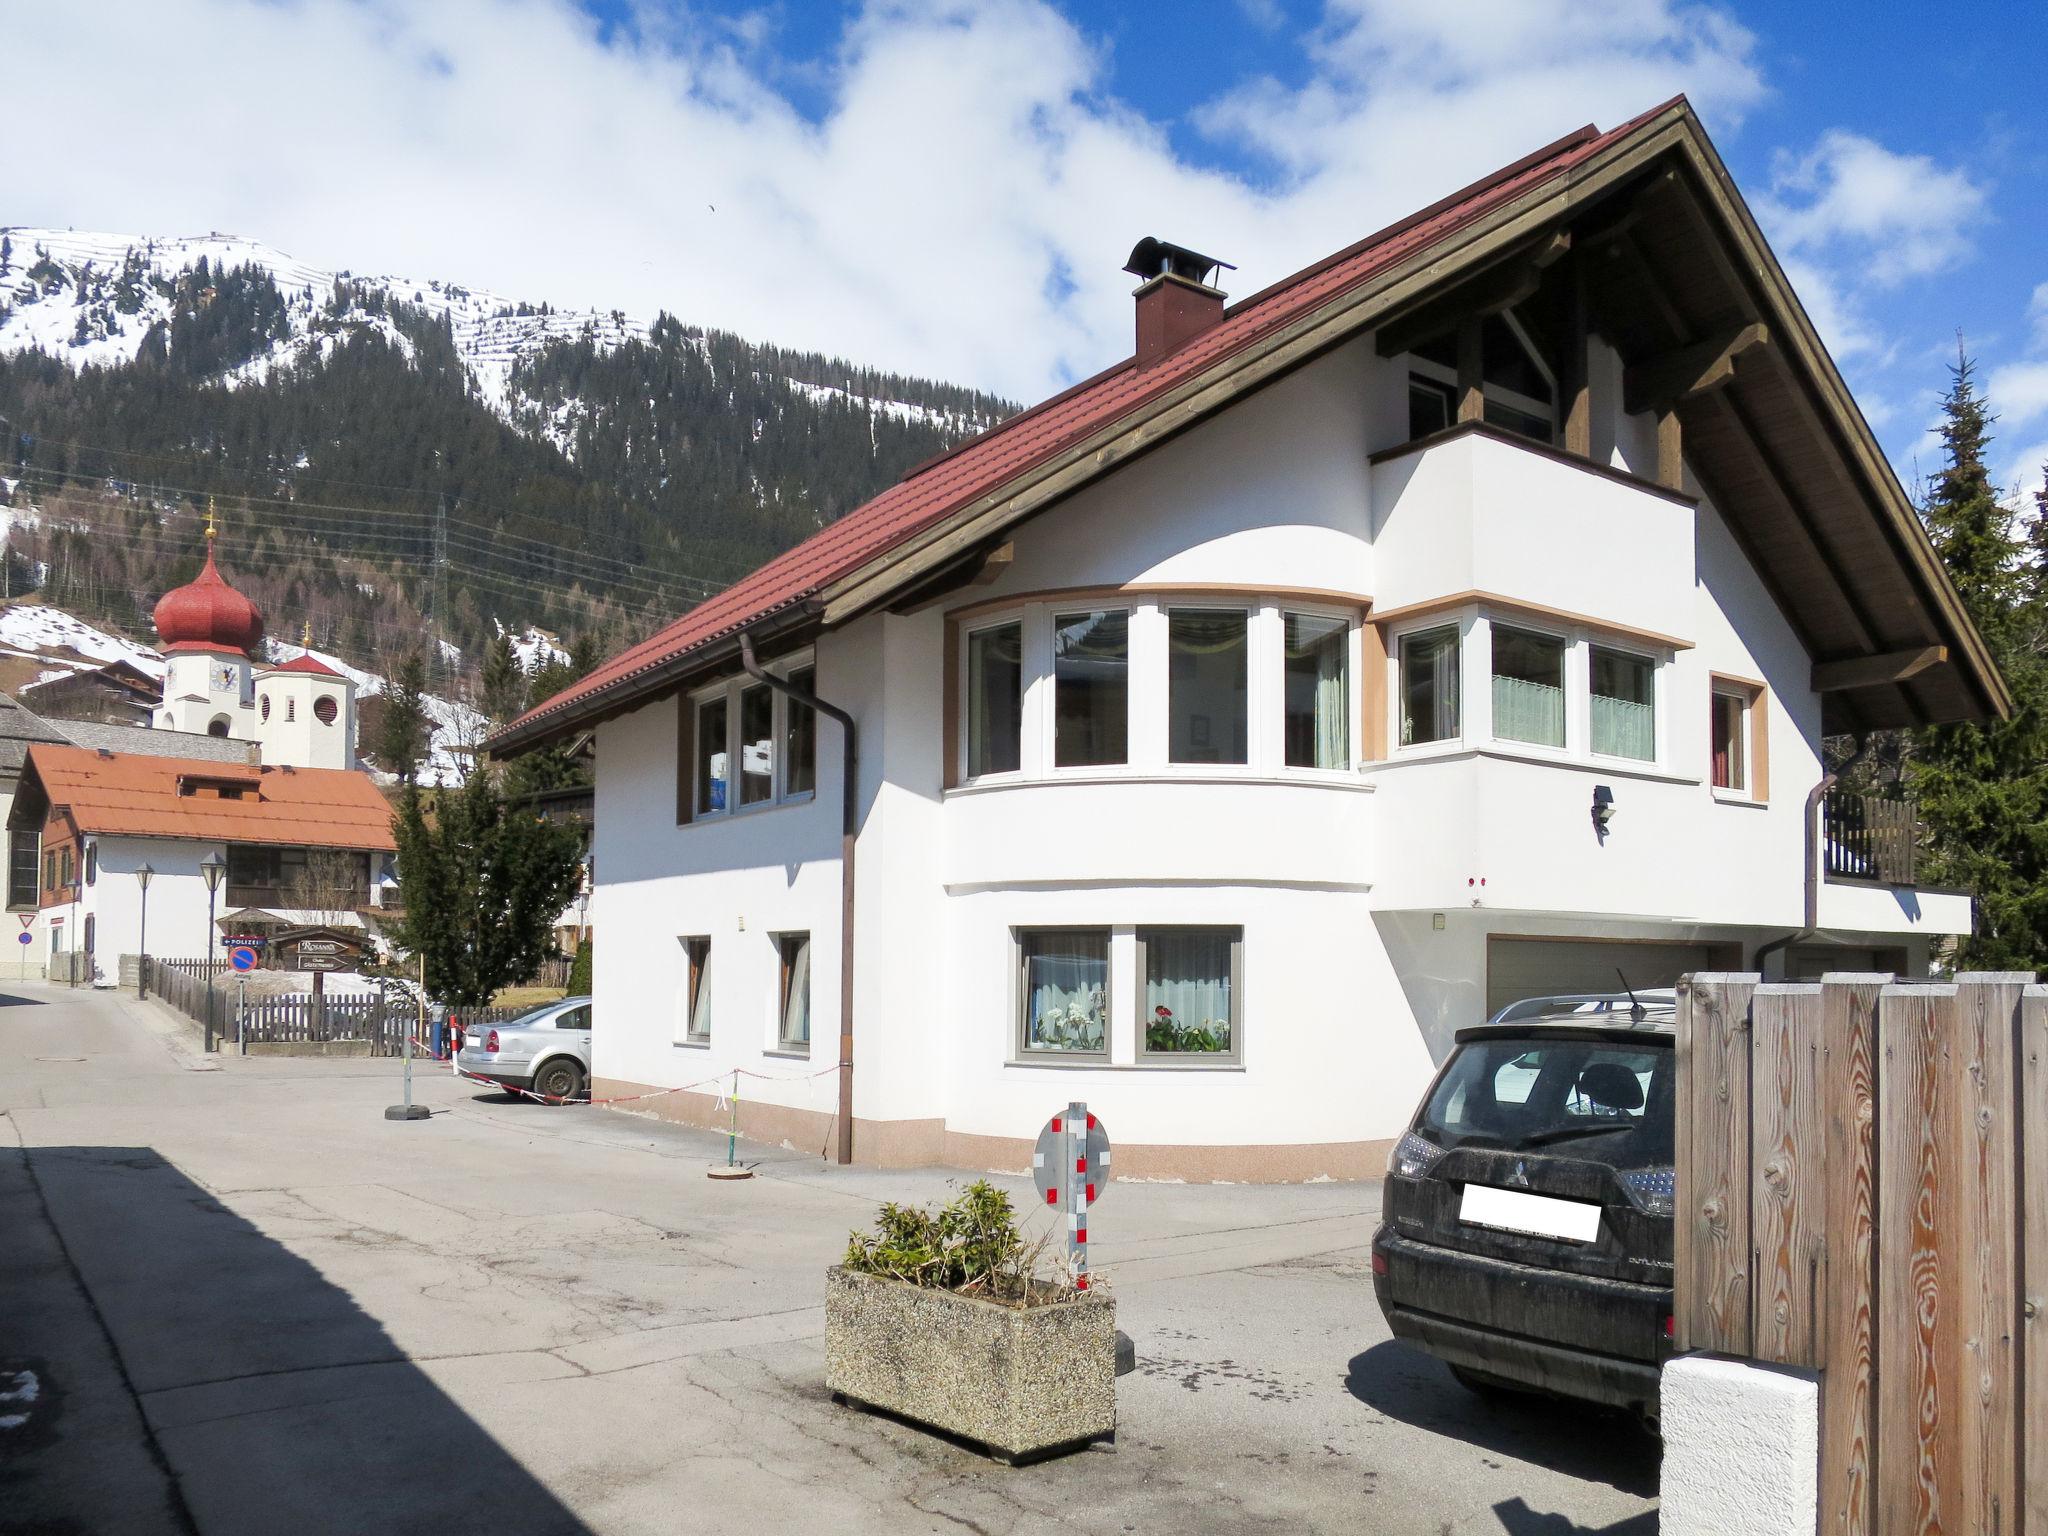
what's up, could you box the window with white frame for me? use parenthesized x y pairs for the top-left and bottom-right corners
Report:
(684, 656), (819, 821)
(1283, 612), (1350, 769)
(1016, 928), (1108, 1057)
(1490, 624), (1567, 748)
(1168, 608), (1249, 765)
(1399, 624), (1462, 746)
(1053, 609), (1129, 767)
(966, 620), (1023, 778)
(1139, 927), (1241, 1059)
(1590, 646), (1656, 762)
(678, 936), (711, 1044)
(775, 932), (811, 1052)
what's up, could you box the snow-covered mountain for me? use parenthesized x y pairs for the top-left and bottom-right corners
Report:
(0, 227), (987, 450)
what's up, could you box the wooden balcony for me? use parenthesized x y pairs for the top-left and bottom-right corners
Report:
(1821, 790), (1919, 885)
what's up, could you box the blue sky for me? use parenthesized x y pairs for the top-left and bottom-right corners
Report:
(12, 0), (2048, 498)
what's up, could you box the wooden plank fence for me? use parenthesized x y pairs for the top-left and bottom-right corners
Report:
(1678, 973), (2045, 1536)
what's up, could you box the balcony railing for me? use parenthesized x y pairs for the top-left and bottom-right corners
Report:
(1822, 791), (1919, 885)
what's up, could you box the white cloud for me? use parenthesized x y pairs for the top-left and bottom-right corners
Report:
(1, 0), (1762, 402)
(1761, 130), (1990, 287)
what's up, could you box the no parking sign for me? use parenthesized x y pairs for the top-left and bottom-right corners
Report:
(229, 946), (259, 973)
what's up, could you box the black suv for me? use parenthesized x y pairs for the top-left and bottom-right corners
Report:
(1370, 1000), (1676, 1423)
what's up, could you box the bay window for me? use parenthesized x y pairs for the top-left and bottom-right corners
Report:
(1283, 612), (1350, 769)
(1140, 927), (1240, 1059)
(1053, 609), (1128, 767)
(1168, 608), (1248, 765)
(966, 621), (1023, 778)
(1490, 624), (1566, 748)
(1017, 928), (1108, 1057)
(1399, 625), (1461, 746)
(1590, 646), (1656, 762)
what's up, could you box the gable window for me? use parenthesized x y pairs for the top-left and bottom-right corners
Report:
(738, 682), (775, 806)
(695, 695), (729, 814)
(1053, 609), (1129, 768)
(775, 932), (811, 1052)
(1399, 625), (1461, 746)
(1283, 612), (1350, 769)
(1491, 624), (1566, 748)
(678, 936), (711, 1044)
(1017, 928), (1108, 1057)
(1712, 686), (1755, 794)
(1409, 374), (1455, 439)
(1590, 646), (1656, 762)
(1140, 927), (1241, 1060)
(8, 832), (38, 909)
(1168, 609), (1248, 765)
(785, 666), (817, 797)
(966, 620), (1023, 778)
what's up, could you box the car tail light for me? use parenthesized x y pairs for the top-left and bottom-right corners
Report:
(1616, 1165), (1676, 1216)
(1663, 1314), (1675, 1340)
(485, 1030), (500, 1053)
(1388, 1131), (1447, 1179)
(1371, 1252), (1389, 1277)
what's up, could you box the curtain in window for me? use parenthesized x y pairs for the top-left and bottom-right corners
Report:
(1143, 930), (1233, 1053)
(967, 623), (1022, 776)
(1023, 933), (1107, 1052)
(1492, 676), (1565, 746)
(1284, 613), (1349, 769)
(1591, 696), (1654, 760)
(780, 937), (811, 1047)
(1400, 627), (1460, 745)
(689, 944), (712, 1038)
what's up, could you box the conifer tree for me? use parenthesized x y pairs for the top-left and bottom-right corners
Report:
(379, 652), (433, 783)
(1908, 352), (2048, 968)
(479, 630), (523, 723)
(390, 766), (584, 1008)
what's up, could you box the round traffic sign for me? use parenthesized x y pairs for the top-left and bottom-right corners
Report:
(15, 932), (30, 946)
(229, 946), (259, 972)
(1031, 1107), (1111, 1210)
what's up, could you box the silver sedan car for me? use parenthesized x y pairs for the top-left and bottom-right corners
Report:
(457, 996), (592, 1100)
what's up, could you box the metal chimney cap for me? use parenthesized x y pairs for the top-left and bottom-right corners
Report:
(1123, 237), (1234, 288)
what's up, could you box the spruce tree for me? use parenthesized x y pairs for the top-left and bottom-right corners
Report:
(479, 629), (523, 723)
(1908, 353), (2048, 968)
(390, 768), (584, 1007)
(378, 652), (433, 783)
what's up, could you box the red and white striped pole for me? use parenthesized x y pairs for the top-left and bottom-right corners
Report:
(1063, 1099), (1093, 1291)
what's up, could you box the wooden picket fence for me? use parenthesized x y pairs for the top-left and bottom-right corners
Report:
(1677, 973), (2046, 1536)
(148, 959), (534, 1054)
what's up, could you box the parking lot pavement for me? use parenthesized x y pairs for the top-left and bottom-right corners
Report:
(2, 983), (1659, 1535)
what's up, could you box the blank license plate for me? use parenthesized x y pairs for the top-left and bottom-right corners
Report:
(1458, 1183), (1603, 1243)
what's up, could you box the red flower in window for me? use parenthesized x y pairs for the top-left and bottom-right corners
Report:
(1155, 1005), (1172, 1018)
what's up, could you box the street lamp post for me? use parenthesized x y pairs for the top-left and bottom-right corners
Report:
(199, 851), (226, 1047)
(135, 863), (154, 1000)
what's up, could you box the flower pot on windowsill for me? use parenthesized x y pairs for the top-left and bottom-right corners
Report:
(824, 1267), (1117, 1462)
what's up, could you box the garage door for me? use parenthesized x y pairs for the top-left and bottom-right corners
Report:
(1485, 937), (1725, 1019)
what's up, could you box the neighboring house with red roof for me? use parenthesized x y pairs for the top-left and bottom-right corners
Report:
(8, 744), (396, 984)
(490, 99), (2005, 1181)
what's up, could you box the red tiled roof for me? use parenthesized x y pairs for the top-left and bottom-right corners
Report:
(503, 101), (1684, 745)
(270, 654), (344, 677)
(20, 744), (397, 851)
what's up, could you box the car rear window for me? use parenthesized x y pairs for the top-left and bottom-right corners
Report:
(1418, 1035), (1673, 1167)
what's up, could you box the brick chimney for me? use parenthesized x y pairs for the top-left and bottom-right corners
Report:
(1124, 237), (1233, 368)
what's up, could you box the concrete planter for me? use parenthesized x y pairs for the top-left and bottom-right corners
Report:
(824, 1266), (1116, 1461)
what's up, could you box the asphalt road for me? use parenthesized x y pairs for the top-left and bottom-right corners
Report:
(0, 982), (1658, 1534)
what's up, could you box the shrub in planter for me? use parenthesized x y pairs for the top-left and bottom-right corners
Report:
(827, 1180), (1115, 1461)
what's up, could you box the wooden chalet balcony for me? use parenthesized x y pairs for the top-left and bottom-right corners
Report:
(1821, 790), (1919, 886)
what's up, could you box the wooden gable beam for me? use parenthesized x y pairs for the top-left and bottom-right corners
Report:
(1812, 646), (1947, 694)
(1625, 322), (1770, 414)
(1374, 231), (1570, 359)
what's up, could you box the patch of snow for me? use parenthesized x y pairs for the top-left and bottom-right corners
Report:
(0, 604), (164, 677)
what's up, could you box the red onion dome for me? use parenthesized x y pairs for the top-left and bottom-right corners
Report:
(153, 545), (265, 656)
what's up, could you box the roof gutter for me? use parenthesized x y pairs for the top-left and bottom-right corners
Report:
(739, 630), (858, 1166)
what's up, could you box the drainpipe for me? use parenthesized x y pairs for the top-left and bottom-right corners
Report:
(1754, 736), (1870, 979)
(739, 631), (858, 1165)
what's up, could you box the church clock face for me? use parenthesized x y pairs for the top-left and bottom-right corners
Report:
(211, 660), (240, 694)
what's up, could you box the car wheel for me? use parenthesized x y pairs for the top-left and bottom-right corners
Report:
(1449, 1364), (1534, 1400)
(534, 1059), (585, 1101)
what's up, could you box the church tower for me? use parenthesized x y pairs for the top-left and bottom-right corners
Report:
(152, 506), (264, 739)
